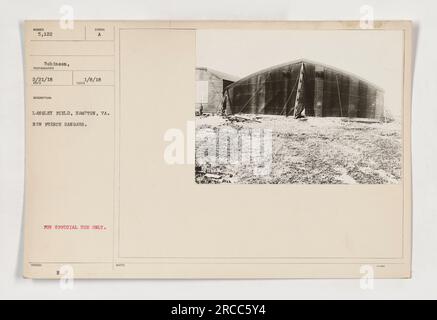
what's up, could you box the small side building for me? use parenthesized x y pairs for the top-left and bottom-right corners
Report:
(196, 67), (239, 114)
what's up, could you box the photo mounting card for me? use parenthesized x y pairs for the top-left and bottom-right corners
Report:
(23, 20), (412, 279)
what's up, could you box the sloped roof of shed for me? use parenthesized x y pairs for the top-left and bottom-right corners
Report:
(196, 67), (240, 82)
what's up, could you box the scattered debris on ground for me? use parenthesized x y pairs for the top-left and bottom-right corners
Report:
(341, 118), (382, 124)
(195, 162), (232, 184)
(225, 115), (262, 123)
(195, 115), (401, 184)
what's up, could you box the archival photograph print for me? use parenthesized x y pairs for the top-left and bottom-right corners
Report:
(195, 29), (403, 184)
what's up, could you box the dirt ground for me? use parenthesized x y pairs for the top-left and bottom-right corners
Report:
(195, 114), (402, 184)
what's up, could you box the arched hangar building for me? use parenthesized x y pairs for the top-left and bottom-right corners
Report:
(223, 59), (384, 119)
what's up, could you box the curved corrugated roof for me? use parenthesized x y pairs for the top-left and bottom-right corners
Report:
(225, 59), (384, 92)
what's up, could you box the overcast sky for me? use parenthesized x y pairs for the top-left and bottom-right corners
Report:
(197, 29), (404, 115)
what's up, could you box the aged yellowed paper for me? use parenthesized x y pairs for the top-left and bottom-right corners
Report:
(23, 21), (412, 279)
